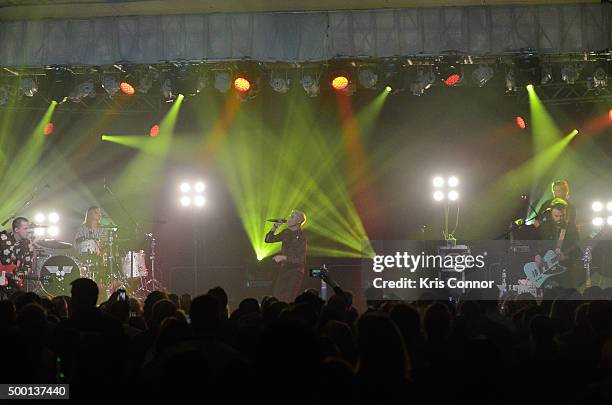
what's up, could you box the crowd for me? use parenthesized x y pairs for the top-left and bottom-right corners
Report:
(1, 279), (612, 404)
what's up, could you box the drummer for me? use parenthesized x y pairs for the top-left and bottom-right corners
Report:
(74, 206), (103, 255)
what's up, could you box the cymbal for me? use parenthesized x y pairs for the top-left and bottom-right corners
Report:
(98, 225), (119, 229)
(35, 239), (73, 250)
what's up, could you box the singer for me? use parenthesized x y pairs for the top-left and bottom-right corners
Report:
(265, 210), (307, 303)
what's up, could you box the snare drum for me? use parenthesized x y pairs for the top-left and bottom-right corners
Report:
(121, 251), (148, 278)
(35, 254), (83, 297)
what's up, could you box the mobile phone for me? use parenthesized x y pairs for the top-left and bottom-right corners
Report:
(118, 290), (127, 301)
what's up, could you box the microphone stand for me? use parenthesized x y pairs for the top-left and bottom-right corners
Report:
(1, 184), (48, 227)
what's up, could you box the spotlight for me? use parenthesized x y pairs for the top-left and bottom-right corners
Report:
(48, 213), (60, 223)
(561, 64), (580, 84)
(331, 75), (350, 91)
(607, 201), (612, 212)
(471, 64), (494, 87)
(19, 77), (38, 97)
(433, 190), (445, 201)
(120, 81), (135, 95)
(385, 85), (392, 92)
(591, 66), (607, 89)
(437, 59), (462, 87)
(358, 68), (378, 89)
(300, 74), (320, 97)
(234, 76), (251, 93)
(448, 176), (459, 188)
(505, 70), (517, 92)
(526, 84), (534, 91)
(180, 196), (191, 207)
(592, 201), (604, 212)
(194, 182), (206, 192)
(136, 70), (156, 94)
(593, 217), (604, 227)
(540, 65), (553, 85)
(609, 109), (612, 121)
(69, 79), (96, 101)
(448, 190), (459, 201)
(34, 227), (45, 236)
(180, 182), (191, 193)
(515, 116), (526, 129)
(34, 213), (45, 223)
(608, 216), (612, 226)
(161, 78), (175, 101)
(214, 71), (231, 93)
(48, 226), (59, 237)
(270, 73), (290, 93)
(43, 123), (54, 136)
(410, 68), (436, 96)
(149, 124), (160, 137)
(194, 196), (206, 207)
(433, 177), (445, 188)
(101, 76), (120, 97)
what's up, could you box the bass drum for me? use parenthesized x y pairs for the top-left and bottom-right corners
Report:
(36, 255), (83, 297)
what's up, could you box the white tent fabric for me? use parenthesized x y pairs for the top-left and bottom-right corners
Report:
(0, 4), (609, 66)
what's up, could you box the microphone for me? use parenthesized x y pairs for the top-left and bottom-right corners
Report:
(267, 219), (287, 223)
(30, 224), (49, 228)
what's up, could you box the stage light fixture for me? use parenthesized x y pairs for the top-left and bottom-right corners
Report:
(180, 196), (191, 207)
(179, 180), (206, 209)
(120, 81), (135, 95)
(149, 124), (160, 137)
(448, 176), (459, 188)
(48, 226), (59, 237)
(101, 76), (120, 97)
(505, 70), (517, 92)
(609, 109), (612, 121)
(19, 77), (38, 97)
(194, 196), (206, 207)
(433, 190), (445, 201)
(471, 64), (494, 87)
(69, 79), (96, 101)
(270, 75), (290, 93)
(34, 227), (45, 236)
(437, 61), (462, 87)
(43, 123), (54, 136)
(180, 182), (191, 193)
(300, 74), (320, 97)
(161, 78), (175, 101)
(592, 201), (603, 212)
(433, 177), (445, 188)
(385, 85), (392, 92)
(214, 71), (231, 93)
(515, 116), (526, 129)
(234, 77), (251, 93)
(48, 212), (60, 223)
(592, 67), (607, 88)
(593, 217), (604, 227)
(34, 213), (45, 223)
(540, 65), (553, 85)
(358, 68), (378, 89)
(608, 216), (612, 226)
(331, 75), (350, 91)
(194, 182), (206, 192)
(561, 64), (580, 84)
(136, 69), (157, 94)
(448, 190), (459, 201)
(411, 68), (436, 96)
(607, 201), (612, 212)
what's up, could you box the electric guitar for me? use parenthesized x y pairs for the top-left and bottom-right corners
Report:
(523, 249), (567, 288)
(0, 263), (50, 289)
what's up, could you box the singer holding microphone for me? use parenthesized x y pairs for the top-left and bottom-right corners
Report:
(265, 210), (307, 303)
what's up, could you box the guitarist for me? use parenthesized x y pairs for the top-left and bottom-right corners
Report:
(0, 217), (34, 294)
(534, 200), (581, 287)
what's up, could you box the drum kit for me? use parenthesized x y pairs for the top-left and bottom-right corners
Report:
(27, 225), (161, 300)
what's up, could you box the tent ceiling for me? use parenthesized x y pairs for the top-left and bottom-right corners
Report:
(0, 0), (598, 21)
